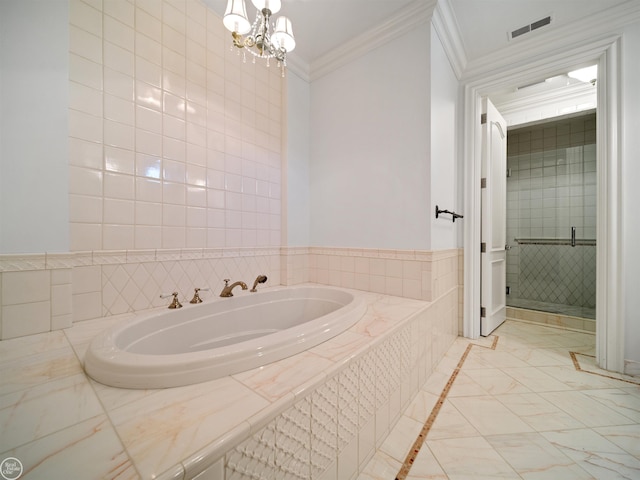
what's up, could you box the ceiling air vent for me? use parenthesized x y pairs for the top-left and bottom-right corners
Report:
(509, 15), (552, 40)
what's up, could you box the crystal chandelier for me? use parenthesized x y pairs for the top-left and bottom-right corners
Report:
(223, 0), (296, 76)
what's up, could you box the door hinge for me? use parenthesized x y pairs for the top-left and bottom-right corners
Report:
(481, 178), (487, 188)
(481, 242), (486, 253)
(480, 306), (486, 318)
(481, 113), (487, 124)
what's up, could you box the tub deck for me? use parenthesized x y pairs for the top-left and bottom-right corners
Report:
(0, 284), (458, 479)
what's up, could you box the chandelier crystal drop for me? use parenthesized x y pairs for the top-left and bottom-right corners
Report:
(223, 0), (296, 77)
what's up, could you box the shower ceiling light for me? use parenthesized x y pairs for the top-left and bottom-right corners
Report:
(223, 0), (296, 76)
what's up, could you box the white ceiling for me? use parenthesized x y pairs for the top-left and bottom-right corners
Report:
(203, 0), (631, 67)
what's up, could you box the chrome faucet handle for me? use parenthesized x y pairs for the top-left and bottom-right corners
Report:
(190, 287), (210, 304)
(160, 292), (182, 309)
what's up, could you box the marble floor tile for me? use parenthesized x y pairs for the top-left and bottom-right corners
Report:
(485, 432), (593, 480)
(448, 395), (535, 436)
(540, 390), (637, 427)
(446, 370), (490, 397)
(495, 392), (586, 431)
(538, 364), (626, 389)
(360, 320), (640, 480)
(501, 344), (575, 367)
(356, 450), (401, 480)
(581, 388), (640, 422)
(461, 368), (531, 396)
(542, 428), (640, 479)
(379, 414), (423, 462)
(421, 370), (451, 397)
(427, 436), (520, 479)
(426, 400), (480, 440)
(403, 389), (440, 423)
(501, 366), (574, 392)
(594, 424), (640, 457)
(405, 445), (447, 480)
(463, 349), (531, 370)
(575, 356), (640, 384)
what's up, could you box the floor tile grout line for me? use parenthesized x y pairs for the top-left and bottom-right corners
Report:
(394, 336), (499, 480)
(570, 352), (640, 385)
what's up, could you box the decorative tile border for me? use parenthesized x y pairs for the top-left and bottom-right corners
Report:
(0, 248), (283, 273)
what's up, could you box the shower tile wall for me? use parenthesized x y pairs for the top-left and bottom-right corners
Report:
(506, 113), (596, 314)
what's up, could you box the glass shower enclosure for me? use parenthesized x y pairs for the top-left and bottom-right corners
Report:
(505, 112), (596, 319)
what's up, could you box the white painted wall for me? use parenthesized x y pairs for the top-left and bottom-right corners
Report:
(0, 0), (69, 253)
(430, 28), (460, 250)
(622, 22), (640, 365)
(285, 71), (311, 246)
(309, 27), (431, 250)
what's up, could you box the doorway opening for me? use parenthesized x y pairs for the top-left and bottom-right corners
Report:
(463, 38), (624, 372)
(503, 112), (597, 332)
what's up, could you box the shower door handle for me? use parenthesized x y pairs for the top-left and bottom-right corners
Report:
(571, 227), (576, 247)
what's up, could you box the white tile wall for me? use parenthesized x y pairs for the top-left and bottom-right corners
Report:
(68, 0), (282, 253)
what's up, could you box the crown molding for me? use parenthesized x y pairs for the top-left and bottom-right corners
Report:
(285, 54), (310, 83)
(431, 0), (467, 79)
(461, 0), (640, 82)
(308, 0), (438, 82)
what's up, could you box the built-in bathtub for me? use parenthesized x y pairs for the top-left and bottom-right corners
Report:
(84, 286), (367, 389)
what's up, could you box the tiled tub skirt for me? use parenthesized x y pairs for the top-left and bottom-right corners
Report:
(173, 287), (458, 480)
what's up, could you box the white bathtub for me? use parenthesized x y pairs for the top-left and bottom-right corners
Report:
(84, 286), (366, 389)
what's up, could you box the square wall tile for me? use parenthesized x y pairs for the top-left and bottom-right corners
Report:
(2, 270), (50, 306)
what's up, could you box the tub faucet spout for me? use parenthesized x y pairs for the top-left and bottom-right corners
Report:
(220, 279), (248, 297)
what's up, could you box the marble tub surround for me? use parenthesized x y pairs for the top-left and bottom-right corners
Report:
(0, 284), (459, 479)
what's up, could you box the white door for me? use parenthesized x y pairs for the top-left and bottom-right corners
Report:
(480, 97), (507, 336)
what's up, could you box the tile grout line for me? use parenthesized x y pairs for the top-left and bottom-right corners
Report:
(395, 336), (499, 480)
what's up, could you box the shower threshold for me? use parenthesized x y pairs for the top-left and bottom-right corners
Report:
(506, 299), (595, 333)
